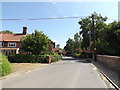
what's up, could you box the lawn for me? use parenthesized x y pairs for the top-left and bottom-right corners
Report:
(11, 63), (48, 74)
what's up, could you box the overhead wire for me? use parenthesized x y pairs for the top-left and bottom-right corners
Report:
(0, 16), (87, 21)
(1, 16), (118, 42)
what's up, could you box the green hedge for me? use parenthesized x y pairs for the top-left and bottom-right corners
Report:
(8, 54), (62, 63)
(73, 52), (92, 59)
(0, 53), (12, 76)
(51, 55), (62, 62)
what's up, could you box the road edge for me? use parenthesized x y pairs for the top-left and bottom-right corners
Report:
(91, 63), (119, 90)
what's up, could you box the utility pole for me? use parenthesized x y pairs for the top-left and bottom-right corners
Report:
(91, 14), (97, 61)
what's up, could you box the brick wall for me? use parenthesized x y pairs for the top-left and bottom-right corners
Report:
(97, 55), (120, 73)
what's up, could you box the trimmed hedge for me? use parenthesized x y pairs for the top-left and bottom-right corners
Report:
(73, 52), (92, 59)
(8, 54), (62, 63)
(51, 55), (62, 62)
(0, 53), (12, 76)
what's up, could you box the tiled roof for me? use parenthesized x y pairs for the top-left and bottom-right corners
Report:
(0, 33), (25, 42)
(52, 48), (59, 51)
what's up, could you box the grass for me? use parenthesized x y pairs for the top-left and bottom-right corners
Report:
(10, 63), (48, 74)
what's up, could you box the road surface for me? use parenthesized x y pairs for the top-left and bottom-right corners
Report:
(2, 57), (110, 88)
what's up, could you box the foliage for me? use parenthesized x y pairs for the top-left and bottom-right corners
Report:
(21, 30), (50, 54)
(73, 33), (81, 50)
(0, 30), (13, 33)
(64, 12), (120, 56)
(64, 38), (74, 54)
(0, 53), (11, 76)
(78, 12), (120, 56)
(78, 12), (107, 49)
(56, 44), (60, 48)
(41, 51), (58, 55)
(8, 54), (62, 63)
(8, 54), (47, 63)
(51, 55), (62, 62)
(64, 33), (81, 55)
(97, 21), (120, 55)
(73, 52), (92, 59)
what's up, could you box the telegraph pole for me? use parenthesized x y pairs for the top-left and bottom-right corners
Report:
(91, 14), (97, 61)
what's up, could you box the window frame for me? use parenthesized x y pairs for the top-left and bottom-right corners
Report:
(8, 42), (16, 47)
(0, 41), (4, 47)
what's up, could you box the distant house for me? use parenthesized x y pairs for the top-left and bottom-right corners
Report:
(49, 41), (55, 51)
(0, 27), (27, 55)
(0, 27), (56, 55)
(52, 48), (63, 55)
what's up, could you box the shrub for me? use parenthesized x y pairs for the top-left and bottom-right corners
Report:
(73, 53), (81, 58)
(8, 54), (62, 63)
(79, 52), (92, 59)
(0, 53), (11, 76)
(8, 54), (47, 63)
(51, 55), (62, 62)
(72, 52), (92, 59)
(41, 51), (58, 55)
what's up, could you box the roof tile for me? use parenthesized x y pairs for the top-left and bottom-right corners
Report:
(0, 33), (25, 41)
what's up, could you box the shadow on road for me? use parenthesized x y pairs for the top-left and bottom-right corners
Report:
(62, 57), (91, 63)
(75, 60), (91, 63)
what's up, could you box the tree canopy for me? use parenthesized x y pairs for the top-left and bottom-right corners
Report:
(64, 12), (120, 56)
(21, 30), (50, 54)
(64, 33), (81, 55)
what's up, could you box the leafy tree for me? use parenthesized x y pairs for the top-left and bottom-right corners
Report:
(73, 33), (81, 49)
(64, 38), (74, 54)
(21, 30), (50, 54)
(64, 33), (81, 55)
(78, 17), (91, 49)
(64, 12), (120, 56)
(99, 21), (120, 55)
(78, 12), (107, 50)
(0, 30), (13, 33)
(56, 44), (60, 49)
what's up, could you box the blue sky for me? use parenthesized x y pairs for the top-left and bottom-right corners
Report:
(2, 2), (118, 48)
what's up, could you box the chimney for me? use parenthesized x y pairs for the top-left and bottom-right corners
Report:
(23, 27), (27, 35)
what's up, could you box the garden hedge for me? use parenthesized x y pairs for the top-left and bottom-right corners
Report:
(0, 53), (12, 76)
(73, 52), (92, 59)
(8, 54), (62, 63)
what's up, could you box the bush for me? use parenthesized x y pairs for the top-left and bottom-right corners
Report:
(51, 55), (62, 62)
(8, 54), (62, 63)
(41, 51), (58, 55)
(8, 54), (47, 63)
(73, 53), (81, 58)
(73, 52), (92, 59)
(0, 53), (11, 76)
(78, 52), (92, 59)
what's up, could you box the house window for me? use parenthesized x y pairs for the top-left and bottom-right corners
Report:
(3, 50), (16, 55)
(0, 42), (4, 47)
(8, 42), (16, 47)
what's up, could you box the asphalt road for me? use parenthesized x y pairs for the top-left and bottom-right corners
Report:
(2, 57), (110, 88)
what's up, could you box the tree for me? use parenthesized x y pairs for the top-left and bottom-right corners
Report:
(98, 21), (120, 55)
(21, 30), (50, 54)
(0, 30), (13, 33)
(56, 44), (60, 49)
(78, 12), (107, 55)
(64, 38), (74, 54)
(73, 33), (81, 49)
(64, 12), (120, 56)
